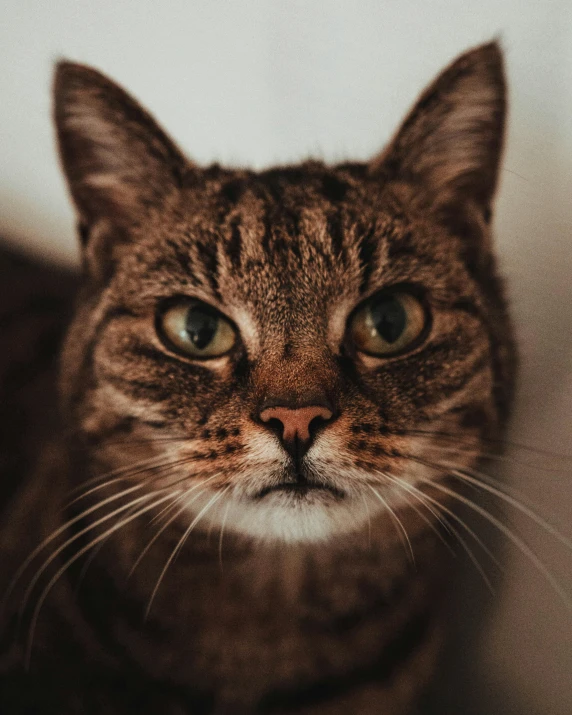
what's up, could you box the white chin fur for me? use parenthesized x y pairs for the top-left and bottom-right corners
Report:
(199, 490), (374, 544)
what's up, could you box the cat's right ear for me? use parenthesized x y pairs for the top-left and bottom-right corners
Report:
(54, 62), (188, 236)
(369, 42), (506, 219)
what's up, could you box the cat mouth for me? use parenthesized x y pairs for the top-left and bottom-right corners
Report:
(256, 477), (345, 500)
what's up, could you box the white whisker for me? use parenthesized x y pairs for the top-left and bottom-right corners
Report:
(378, 471), (499, 592)
(218, 491), (232, 572)
(145, 490), (226, 618)
(376, 473), (455, 556)
(430, 480), (572, 613)
(3, 483), (157, 616)
(443, 465), (572, 552)
(74, 500), (143, 594)
(128, 474), (223, 578)
(19, 491), (169, 620)
(66, 455), (197, 506)
(24, 492), (173, 668)
(66, 453), (171, 496)
(360, 491), (373, 548)
(368, 485), (415, 566)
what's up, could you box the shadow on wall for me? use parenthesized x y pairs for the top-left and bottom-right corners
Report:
(0, 186), (78, 267)
(432, 122), (572, 714)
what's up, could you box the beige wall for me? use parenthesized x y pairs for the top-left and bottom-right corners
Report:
(1, 1), (571, 711)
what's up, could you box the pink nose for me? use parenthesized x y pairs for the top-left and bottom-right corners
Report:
(259, 405), (333, 444)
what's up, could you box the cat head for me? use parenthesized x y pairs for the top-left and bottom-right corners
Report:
(54, 42), (516, 543)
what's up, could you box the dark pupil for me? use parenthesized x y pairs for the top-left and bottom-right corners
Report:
(185, 308), (218, 350)
(370, 296), (406, 344)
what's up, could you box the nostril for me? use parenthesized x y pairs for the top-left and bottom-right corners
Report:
(308, 412), (330, 439)
(259, 405), (334, 446)
(264, 417), (284, 438)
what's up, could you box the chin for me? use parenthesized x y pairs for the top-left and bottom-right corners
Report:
(201, 488), (374, 544)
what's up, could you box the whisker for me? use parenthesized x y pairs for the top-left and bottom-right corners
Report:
(104, 436), (202, 445)
(428, 509), (496, 593)
(3, 482), (158, 614)
(443, 465), (572, 553)
(147, 492), (189, 527)
(409, 455), (572, 557)
(24, 492), (173, 668)
(66, 481), (144, 510)
(66, 453), (169, 496)
(359, 491), (373, 549)
(74, 500), (143, 594)
(145, 489), (226, 618)
(218, 493), (233, 572)
(146, 471), (223, 526)
(377, 471), (501, 591)
(19, 491), (170, 620)
(128, 474), (222, 578)
(375, 473), (455, 556)
(67, 456), (202, 506)
(428, 479), (572, 613)
(130, 496), (204, 579)
(419, 441), (572, 477)
(405, 428), (572, 462)
(396, 481), (501, 571)
(368, 485), (415, 566)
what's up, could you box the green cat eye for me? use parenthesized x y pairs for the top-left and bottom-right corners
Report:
(159, 300), (236, 359)
(349, 290), (428, 357)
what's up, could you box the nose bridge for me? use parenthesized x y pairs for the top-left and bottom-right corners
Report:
(252, 342), (340, 461)
(254, 346), (339, 411)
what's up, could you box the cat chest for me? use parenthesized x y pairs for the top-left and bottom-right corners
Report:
(107, 544), (441, 711)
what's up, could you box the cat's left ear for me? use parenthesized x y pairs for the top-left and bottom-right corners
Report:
(54, 61), (188, 231)
(370, 42), (506, 218)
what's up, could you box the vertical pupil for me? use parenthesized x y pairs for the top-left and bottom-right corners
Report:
(371, 297), (406, 343)
(185, 308), (218, 349)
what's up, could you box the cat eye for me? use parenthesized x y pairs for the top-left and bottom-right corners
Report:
(158, 300), (237, 359)
(349, 289), (428, 357)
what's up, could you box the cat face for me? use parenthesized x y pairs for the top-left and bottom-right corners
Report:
(55, 43), (516, 542)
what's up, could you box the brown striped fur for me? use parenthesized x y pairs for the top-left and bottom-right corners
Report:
(0, 42), (516, 713)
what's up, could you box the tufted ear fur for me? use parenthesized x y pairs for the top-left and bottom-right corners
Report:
(370, 42), (506, 218)
(54, 62), (188, 235)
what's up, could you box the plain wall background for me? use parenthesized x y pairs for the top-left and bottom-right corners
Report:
(1, 2), (571, 712)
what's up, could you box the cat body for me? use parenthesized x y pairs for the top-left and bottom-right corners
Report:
(0, 42), (515, 713)
(2, 450), (444, 713)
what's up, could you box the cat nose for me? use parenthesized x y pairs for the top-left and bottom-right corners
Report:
(259, 404), (334, 459)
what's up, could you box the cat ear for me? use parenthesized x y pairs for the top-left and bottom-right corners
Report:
(54, 61), (188, 230)
(370, 42), (506, 215)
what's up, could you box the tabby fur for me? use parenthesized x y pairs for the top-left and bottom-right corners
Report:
(0, 42), (516, 714)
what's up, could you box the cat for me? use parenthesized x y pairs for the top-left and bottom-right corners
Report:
(0, 41), (516, 714)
